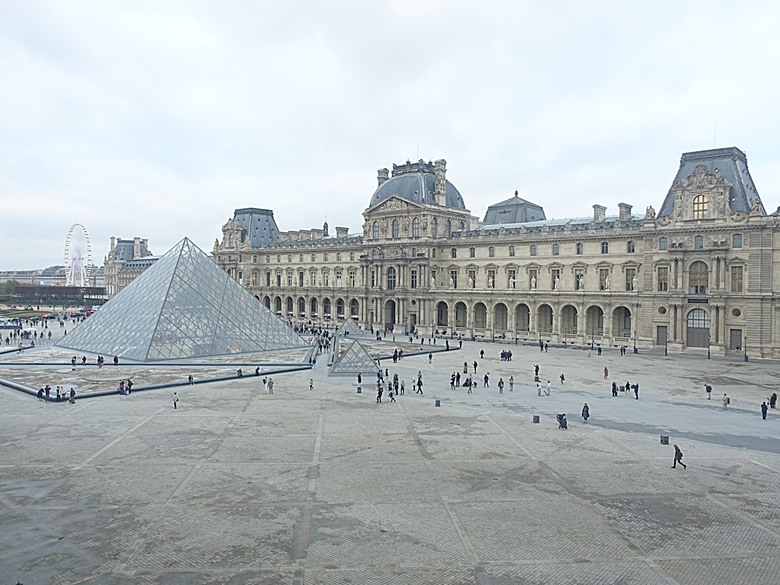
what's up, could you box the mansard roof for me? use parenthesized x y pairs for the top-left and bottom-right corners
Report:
(658, 147), (760, 218)
(482, 192), (546, 224)
(233, 208), (280, 247)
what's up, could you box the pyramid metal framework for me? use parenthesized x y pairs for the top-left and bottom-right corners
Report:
(335, 318), (365, 337)
(329, 340), (380, 377)
(59, 237), (306, 362)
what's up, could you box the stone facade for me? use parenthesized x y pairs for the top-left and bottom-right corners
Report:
(103, 236), (155, 297)
(213, 148), (780, 358)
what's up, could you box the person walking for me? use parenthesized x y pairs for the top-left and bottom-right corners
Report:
(463, 362), (468, 374)
(769, 392), (777, 409)
(188, 374), (194, 385)
(172, 392), (179, 409)
(309, 379), (314, 391)
(722, 393), (729, 410)
(672, 444), (686, 469)
(705, 384), (712, 400)
(611, 381), (618, 397)
(480, 349), (485, 359)
(400, 380), (405, 395)
(483, 372), (490, 388)
(69, 387), (76, 404)
(603, 367), (609, 379)
(509, 375), (514, 392)
(761, 401), (768, 420)
(389, 389), (396, 403)
(498, 378), (504, 394)
(267, 378), (274, 394)
(473, 360), (478, 373)
(581, 403), (590, 422)
(560, 373), (566, 385)
(536, 381), (542, 396)
(428, 352), (433, 364)
(545, 380), (551, 396)
(376, 384), (383, 403)
(634, 383), (639, 400)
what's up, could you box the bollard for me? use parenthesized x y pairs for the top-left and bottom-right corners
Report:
(435, 399), (441, 407)
(532, 415), (540, 423)
(660, 435), (669, 445)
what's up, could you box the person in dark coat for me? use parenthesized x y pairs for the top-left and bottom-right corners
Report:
(672, 444), (686, 469)
(761, 401), (768, 420)
(581, 403), (590, 422)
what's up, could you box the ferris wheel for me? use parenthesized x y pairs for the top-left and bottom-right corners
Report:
(64, 223), (93, 287)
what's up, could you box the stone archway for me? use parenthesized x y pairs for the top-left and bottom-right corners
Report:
(686, 308), (710, 347)
(611, 306), (632, 338)
(561, 304), (578, 336)
(474, 302), (487, 330)
(514, 303), (530, 332)
(384, 299), (396, 329)
(436, 301), (449, 328)
(537, 304), (553, 333)
(493, 303), (508, 332)
(585, 305), (604, 337)
(455, 302), (468, 328)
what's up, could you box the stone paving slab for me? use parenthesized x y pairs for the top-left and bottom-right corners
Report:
(2, 337), (780, 584)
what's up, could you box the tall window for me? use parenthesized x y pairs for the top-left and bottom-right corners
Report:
(412, 218), (420, 237)
(730, 265), (743, 292)
(449, 270), (458, 288)
(323, 272), (329, 287)
(601, 241), (609, 254)
(372, 221), (379, 240)
(451, 247), (457, 259)
(410, 269), (417, 289)
(386, 267), (396, 290)
(431, 218), (438, 238)
(600, 269), (610, 290)
(445, 220), (451, 236)
(468, 269), (476, 288)
(350, 252), (355, 261)
(659, 237), (668, 251)
(552, 243), (560, 256)
(311, 253), (316, 262)
(392, 219), (399, 239)
(627, 240), (636, 253)
(694, 235), (704, 249)
(693, 195), (708, 219)
(530, 244), (537, 257)
(689, 261), (708, 294)
(576, 242), (583, 255)
(508, 269), (516, 288)
(625, 268), (636, 291)
(298, 271), (304, 287)
(657, 266), (669, 291)
(508, 245), (515, 257)
(575, 268), (584, 290)
(469, 247), (476, 258)
(488, 246), (495, 258)
(732, 234), (743, 248)
(335, 270), (342, 287)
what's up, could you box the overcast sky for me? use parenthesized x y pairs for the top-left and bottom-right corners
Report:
(2, 0), (780, 270)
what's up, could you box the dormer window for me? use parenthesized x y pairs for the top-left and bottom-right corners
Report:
(693, 195), (708, 219)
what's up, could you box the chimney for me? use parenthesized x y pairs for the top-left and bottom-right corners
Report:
(336, 226), (349, 238)
(593, 205), (606, 223)
(110, 236), (116, 251)
(618, 203), (632, 221)
(133, 237), (141, 259)
(434, 159), (447, 206)
(377, 168), (389, 186)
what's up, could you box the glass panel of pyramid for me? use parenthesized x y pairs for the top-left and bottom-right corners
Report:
(59, 237), (306, 361)
(335, 318), (366, 337)
(329, 340), (380, 377)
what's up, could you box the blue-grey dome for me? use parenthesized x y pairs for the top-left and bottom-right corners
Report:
(369, 160), (465, 209)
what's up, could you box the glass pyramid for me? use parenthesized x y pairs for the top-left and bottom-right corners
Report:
(335, 318), (365, 337)
(329, 340), (380, 377)
(59, 237), (306, 362)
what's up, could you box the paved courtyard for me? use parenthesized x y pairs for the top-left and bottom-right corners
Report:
(1, 331), (779, 584)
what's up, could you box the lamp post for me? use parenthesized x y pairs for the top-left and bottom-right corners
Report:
(744, 335), (748, 362)
(707, 331), (711, 360)
(664, 333), (668, 357)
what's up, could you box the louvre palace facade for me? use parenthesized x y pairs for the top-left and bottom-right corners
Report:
(213, 147), (780, 358)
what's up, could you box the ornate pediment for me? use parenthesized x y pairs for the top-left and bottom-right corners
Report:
(671, 165), (733, 222)
(367, 195), (424, 215)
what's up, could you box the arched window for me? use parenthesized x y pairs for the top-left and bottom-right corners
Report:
(450, 247), (457, 259)
(488, 246), (495, 258)
(459, 221), (465, 230)
(386, 267), (396, 290)
(469, 247), (475, 258)
(627, 240), (635, 253)
(372, 221), (379, 240)
(576, 242), (583, 255)
(412, 217), (420, 238)
(659, 237), (668, 251)
(391, 219), (399, 239)
(601, 241), (609, 254)
(431, 218), (438, 238)
(732, 233), (743, 248)
(689, 261), (708, 294)
(530, 244), (537, 256)
(508, 245), (515, 257)
(693, 195), (708, 219)
(552, 243), (560, 256)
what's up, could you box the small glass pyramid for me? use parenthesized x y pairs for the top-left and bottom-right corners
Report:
(59, 237), (306, 361)
(329, 340), (380, 376)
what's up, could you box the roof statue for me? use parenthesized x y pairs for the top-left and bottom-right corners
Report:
(59, 237), (306, 361)
(329, 340), (380, 377)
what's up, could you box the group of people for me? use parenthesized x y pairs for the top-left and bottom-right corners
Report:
(37, 384), (76, 403)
